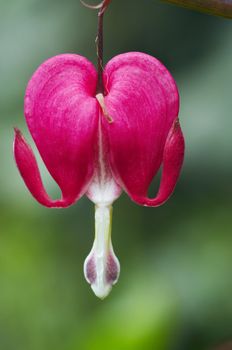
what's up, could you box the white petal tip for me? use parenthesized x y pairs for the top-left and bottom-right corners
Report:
(84, 252), (120, 299)
(91, 283), (112, 300)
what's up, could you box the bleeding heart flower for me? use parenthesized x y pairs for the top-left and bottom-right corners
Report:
(14, 52), (184, 299)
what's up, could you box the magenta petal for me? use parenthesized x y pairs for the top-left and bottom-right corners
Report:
(21, 54), (98, 205)
(14, 129), (73, 207)
(103, 52), (181, 200)
(131, 120), (185, 207)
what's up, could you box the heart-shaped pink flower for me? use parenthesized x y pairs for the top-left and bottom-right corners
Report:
(14, 52), (185, 298)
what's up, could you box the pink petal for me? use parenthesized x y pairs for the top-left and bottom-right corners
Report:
(102, 52), (182, 202)
(130, 119), (185, 207)
(14, 129), (73, 207)
(20, 54), (98, 206)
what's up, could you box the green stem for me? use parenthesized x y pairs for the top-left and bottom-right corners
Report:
(161, 0), (232, 19)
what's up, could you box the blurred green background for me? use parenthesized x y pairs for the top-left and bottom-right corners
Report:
(0, 1), (232, 349)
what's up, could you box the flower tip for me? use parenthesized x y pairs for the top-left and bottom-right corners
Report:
(91, 283), (112, 300)
(84, 248), (120, 300)
(14, 127), (21, 137)
(13, 128), (26, 148)
(13, 128), (25, 156)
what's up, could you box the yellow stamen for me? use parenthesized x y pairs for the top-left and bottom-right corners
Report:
(96, 93), (114, 123)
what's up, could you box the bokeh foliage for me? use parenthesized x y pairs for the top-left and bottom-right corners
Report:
(0, 1), (232, 349)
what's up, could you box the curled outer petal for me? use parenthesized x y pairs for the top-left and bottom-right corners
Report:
(14, 129), (71, 207)
(103, 52), (184, 205)
(14, 54), (99, 207)
(131, 119), (185, 206)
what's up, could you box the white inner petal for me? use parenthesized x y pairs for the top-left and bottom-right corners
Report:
(84, 101), (121, 299)
(84, 204), (120, 299)
(86, 108), (121, 206)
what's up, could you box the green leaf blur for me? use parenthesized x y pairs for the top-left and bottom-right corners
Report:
(0, 1), (232, 349)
